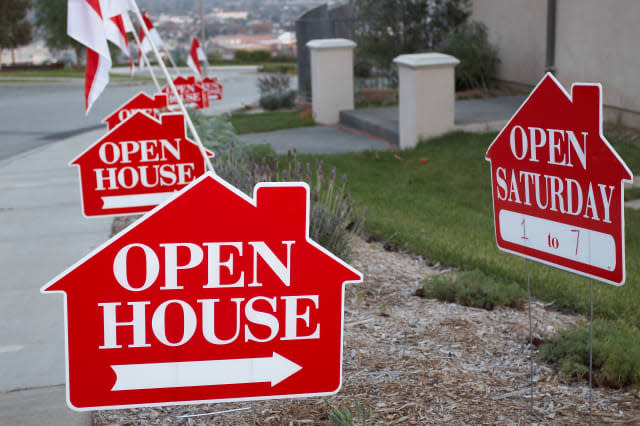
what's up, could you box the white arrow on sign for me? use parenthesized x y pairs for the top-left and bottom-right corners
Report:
(110, 352), (302, 391)
(101, 192), (175, 209)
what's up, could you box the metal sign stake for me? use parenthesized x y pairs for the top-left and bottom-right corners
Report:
(589, 277), (593, 426)
(526, 259), (534, 415)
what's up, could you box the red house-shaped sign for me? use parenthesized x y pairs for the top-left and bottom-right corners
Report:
(71, 112), (213, 217)
(103, 92), (169, 131)
(41, 172), (363, 410)
(162, 76), (210, 109)
(486, 73), (633, 285)
(202, 77), (223, 101)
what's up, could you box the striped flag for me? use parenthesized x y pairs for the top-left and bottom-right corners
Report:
(137, 10), (163, 70)
(187, 37), (206, 77)
(142, 10), (165, 48)
(67, 0), (111, 113)
(102, 1), (135, 76)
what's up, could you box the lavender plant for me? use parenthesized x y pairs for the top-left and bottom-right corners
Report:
(191, 112), (366, 260)
(280, 151), (367, 261)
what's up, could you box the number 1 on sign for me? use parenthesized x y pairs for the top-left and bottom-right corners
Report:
(521, 217), (529, 240)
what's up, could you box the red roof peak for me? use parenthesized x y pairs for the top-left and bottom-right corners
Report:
(486, 73), (633, 181)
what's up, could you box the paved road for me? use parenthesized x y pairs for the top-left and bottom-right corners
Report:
(0, 66), (265, 161)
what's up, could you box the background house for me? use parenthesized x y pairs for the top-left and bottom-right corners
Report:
(471, 0), (640, 128)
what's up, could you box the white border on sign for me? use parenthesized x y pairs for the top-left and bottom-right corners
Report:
(484, 72), (633, 286)
(69, 110), (212, 219)
(41, 171), (363, 411)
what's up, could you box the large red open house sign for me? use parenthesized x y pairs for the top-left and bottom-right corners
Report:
(71, 112), (213, 217)
(486, 73), (633, 285)
(41, 172), (362, 410)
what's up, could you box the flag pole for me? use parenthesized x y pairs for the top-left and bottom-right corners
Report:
(200, 0), (208, 78)
(130, 0), (214, 173)
(129, 24), (161, 92)
(164, 48), (181, 74)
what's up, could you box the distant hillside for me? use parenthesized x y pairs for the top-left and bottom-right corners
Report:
(135, 0), (199, 14)
(135, 0), (299, 15)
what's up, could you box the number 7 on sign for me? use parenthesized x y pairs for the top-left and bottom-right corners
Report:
(571, 229), (580, 255)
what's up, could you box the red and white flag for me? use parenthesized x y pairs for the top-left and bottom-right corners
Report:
(137, 10), (164, 70)
(103, 1), (134, 75)
(187, 37), (206, 77)
(121, 12), (136, 75)
(137, 24), (150, 70)
(102, 0), (130, 17)
(67, 0), (111, 113)
(104, 14), (133, 75)
(142, 11), (165, 48)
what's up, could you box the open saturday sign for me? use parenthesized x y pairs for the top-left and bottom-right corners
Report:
(486, 73), (633, 285)
(41, 173), (362, 410)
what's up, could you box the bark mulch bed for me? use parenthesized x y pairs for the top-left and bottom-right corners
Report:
(95, 232), (639, 425)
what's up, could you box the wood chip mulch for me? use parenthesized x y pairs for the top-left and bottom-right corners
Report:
(94, 236), (640, 425)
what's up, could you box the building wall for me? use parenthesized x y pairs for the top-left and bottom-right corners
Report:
(470, 0), (546, 86)
(471, 0), (640, 125)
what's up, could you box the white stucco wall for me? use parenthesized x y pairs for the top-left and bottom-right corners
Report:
(554, 0), (640, 116)
(471, 0), (547, 86)
(471, 0), (640, 123)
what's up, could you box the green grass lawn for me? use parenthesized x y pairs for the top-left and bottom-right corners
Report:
(295, 132), (640, 326)
(230, 110), (313, 135)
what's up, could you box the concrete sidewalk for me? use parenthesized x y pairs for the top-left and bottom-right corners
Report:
(0, 129), (110, 426)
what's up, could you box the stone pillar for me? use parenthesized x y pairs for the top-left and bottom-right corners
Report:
(307, 38), (356, 124)
(393, 53), (460, 149)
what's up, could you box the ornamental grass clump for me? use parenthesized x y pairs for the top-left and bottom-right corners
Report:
(325, 398), (379, 426)
(538, 319), (640, 388)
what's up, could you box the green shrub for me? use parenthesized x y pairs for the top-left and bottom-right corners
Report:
(281, 89), (297, 108)
(258, 74), (296, 110)
(259, 93), (282, 111)
(187, 108), (239, 149)
(439, 21), (500, 91)
(624, 186), (640, 201)
(233, 49), (271, 63)
(354, 59), (372, 78)
(258, 74), (291, 96)
(259, 91), (297, 111)
(421, 270), (526, 310)
(539, 320), (640, 387)
(258, 63), (297, 74)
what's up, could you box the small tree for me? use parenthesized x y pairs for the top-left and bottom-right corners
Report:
(351, 0), (471, 68)
(439, 22), (500, 91)
(34, 0), (83, 67)
(0, 0), (33, 66)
